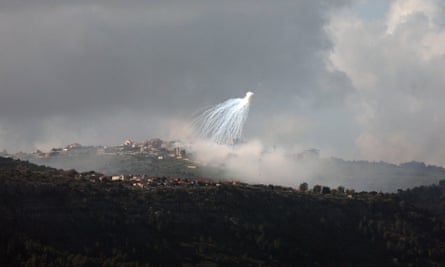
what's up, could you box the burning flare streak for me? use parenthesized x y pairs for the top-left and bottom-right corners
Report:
(194, 92), (254, 145)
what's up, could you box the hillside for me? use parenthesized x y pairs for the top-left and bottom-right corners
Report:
(11, 140), (227, 181)
(11, 141), (445, 192)
(313, 158), (445, 192)
(1, 157), (445, 266)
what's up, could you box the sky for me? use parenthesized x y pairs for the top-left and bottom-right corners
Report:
(1, 0), (445, 166)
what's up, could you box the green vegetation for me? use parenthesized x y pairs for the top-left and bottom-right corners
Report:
(0, 157), (445, 266)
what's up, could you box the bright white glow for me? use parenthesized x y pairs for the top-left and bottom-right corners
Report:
(193, 91), (253, 145)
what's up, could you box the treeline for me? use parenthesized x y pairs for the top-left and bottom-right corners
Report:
(312, 158), (445, 192)
(398, 180), (445, 218)
(0, 157), (445, 266)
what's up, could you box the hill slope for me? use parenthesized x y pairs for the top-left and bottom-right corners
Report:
(1, 157), (445, 266)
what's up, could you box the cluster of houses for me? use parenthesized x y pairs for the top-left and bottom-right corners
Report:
(81, 171), (357, 199)
(31, 138), (187, 160)
(91, 173), (242, 190)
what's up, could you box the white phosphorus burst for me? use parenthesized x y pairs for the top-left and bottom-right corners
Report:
(193, 91), (254, 145)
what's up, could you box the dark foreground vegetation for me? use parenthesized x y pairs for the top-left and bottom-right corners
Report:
(1, 157), (445, 266)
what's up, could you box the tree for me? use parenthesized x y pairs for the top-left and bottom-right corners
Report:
(313, 185), (322, 194)
(321, 186), (331, 194)
(337, 186), (345, 194)
(299, 182), (308, 192)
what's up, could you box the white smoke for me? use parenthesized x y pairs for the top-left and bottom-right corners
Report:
(192, 92), (253, 145)
(187, 139), (316, 187)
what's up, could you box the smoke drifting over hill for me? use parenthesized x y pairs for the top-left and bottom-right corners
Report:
(187, 140), (444, 192)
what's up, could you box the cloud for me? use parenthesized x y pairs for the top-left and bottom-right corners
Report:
(4, 0), (445, 169)
(385, 0), (442, 34)
(0, 0), (356, 155)
(327, 0), (445, 165)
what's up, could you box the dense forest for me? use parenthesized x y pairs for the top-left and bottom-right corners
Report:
(1, 156), (445, 266)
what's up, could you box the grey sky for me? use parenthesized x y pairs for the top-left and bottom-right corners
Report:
(2, 0), (445, 166)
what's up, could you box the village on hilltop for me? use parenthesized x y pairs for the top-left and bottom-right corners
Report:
(30, 138), (187, 160)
